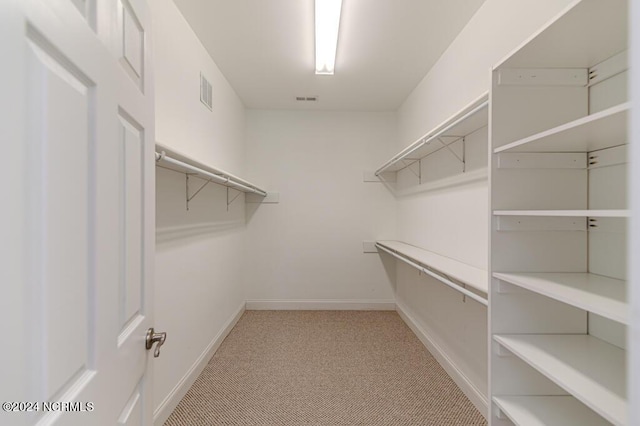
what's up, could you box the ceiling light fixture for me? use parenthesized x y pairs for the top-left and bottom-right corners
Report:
(315, 0), (343, 75)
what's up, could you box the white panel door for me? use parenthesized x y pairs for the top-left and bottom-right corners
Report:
(0, 0), (156, 425)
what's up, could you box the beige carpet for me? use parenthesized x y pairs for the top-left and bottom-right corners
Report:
(165, 310), (487, 425)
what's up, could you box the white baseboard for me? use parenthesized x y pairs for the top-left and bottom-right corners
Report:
(153, 302), (246, 425)
(245, 299), (396, 311)
(395, 300), (488, 418)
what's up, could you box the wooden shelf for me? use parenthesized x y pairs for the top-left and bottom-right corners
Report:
(376, 240), (487, 293)
(493, 396), (610, 426)
(494, 334), (626, 425)
(494, 103), (629, 154)
(493, 209), (629, 218)
(376, 93), (488, 174)
(493, 272), (627, 324)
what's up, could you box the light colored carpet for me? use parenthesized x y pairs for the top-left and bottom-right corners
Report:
(164, 310), (487, 425)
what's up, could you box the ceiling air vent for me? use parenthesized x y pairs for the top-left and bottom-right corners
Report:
(295, 96), (318, 102)
(200, 73), (213, 111)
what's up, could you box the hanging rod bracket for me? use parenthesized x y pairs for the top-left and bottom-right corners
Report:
(156, 150), (268, 211)
(375, 243), (487, 306)
(186, 174), (215, 211)
(226, 186), (242, 210)
(436, 136), (466, 169)
(402, 159), (421, 179)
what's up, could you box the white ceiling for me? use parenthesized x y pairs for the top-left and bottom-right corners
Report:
(172, 0), (486, 111)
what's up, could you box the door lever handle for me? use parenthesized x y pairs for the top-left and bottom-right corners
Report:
(145, 328), (167, 358)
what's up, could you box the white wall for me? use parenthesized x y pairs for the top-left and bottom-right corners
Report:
(630, 0), (640, 423)
(398, 0), (576, 146)
(151, 0), (248, 421)
(153, 1), (246, 174)
(394, 0), (576, 411)
(244, 110), (397, 305)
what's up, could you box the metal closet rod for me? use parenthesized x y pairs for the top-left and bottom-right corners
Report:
(155, 151), (267, 197)
(375, 243), (488, 306)
(375, 100), (488, 176)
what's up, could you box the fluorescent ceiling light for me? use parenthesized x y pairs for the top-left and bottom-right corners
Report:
(315, 0), (343, 75)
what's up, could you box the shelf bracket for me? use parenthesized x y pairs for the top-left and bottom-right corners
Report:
(226, 187), (242, 211)
(185, 174), (213, 211)
(399, 158), (421, 179)
(437, 136), (466, 170)
(440, 270), (467, 303)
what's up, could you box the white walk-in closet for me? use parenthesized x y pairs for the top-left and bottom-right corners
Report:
(2, 0), (639, 425)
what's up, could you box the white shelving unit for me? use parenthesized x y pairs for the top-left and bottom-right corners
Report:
(376, 240), (487, 294)
(155, 143), (267, 209)
(375, 93), (488, 178)
(489, 1), (629, 425)
(374, 92), (491, 306)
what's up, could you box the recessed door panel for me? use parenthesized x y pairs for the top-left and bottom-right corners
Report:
(119, 0), (144, 89)
(119, 113), (144, 334)
(26, 32), (94, 400)
(117, 382), (143, 425)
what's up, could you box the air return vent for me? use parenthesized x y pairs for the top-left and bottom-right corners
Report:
(200, 73), (212, 110)
(295, 96), (318, 102)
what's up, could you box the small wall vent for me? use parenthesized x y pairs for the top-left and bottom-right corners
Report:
(200, 73), (213, 110)
(295, 96), (318, 102)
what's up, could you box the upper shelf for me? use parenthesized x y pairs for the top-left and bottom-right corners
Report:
(376, 240), (488, 294)
(375, 93), (488, 175)
(155, 143), (267, 196)
(495, 0), (627, 70)
(494, 103), (629, 154)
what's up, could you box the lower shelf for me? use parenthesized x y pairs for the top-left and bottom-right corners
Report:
(493, 272), (627, 324)
(493, 209), (629, 218)
(493, 396), (610, 426)
(375, 240), (487, 293)
(493, 334), (626, 426)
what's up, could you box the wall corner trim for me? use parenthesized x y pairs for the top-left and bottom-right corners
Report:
(245, 299), (396, 311)
(395, 300), (488, 418)
(153, 302), (246, 425)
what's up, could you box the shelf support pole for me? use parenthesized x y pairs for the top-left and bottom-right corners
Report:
(462, 137), (466, 172)
(402, 159), (421, 179)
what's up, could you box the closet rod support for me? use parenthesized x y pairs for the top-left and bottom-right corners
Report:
(375, 99), (487, 176)
(227, 187), (241, 210)
(156, 151), (268, 197)
(376, 243), (487, 306)
(436, 137), (465, 165)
